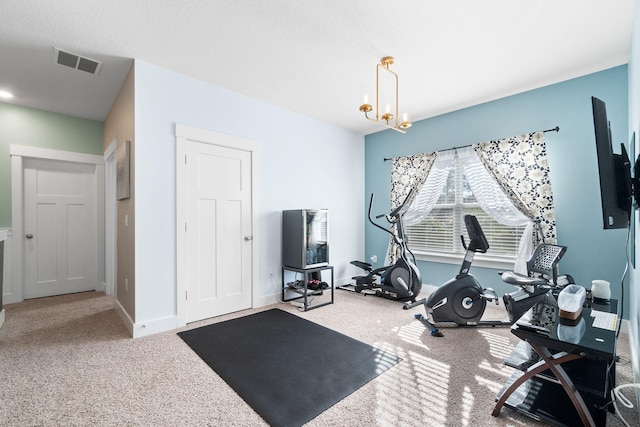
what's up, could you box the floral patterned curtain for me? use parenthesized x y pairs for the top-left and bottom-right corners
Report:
(473, 132), (557, 246)
(387, 153), (437, 263)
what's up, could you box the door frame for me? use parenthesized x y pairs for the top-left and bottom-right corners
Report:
(104, 140), (117, 297)
(10, 145), (105, 302)
(175, 124), (259, 326)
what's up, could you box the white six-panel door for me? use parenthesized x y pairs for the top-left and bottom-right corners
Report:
(185, 140), (253, 322)
(23, 158), (97, 299)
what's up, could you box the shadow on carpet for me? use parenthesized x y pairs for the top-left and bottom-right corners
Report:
(178, 308), (401, 427)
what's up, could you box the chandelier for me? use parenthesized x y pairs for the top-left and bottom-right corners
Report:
(359, 56), (411, 133)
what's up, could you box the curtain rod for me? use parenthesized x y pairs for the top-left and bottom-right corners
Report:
(383, 126), (560, 162)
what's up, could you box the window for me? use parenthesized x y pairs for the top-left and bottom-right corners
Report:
(406, 153), (525, 266)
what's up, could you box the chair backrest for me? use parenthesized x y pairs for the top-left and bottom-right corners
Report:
(526, 244), (567, 285)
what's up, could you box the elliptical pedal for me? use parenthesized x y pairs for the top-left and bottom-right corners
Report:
(414, 313), (444, 337)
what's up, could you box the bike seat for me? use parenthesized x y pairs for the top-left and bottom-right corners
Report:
(501, 271), (549, 289)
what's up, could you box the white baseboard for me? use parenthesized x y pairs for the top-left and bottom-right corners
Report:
(257, 276), (355, 307)
(132, 315), (180, 338)
(255, 292), (280, 307)
(114, 300), (134, 337)
(114, 299), (180, 339)
(335, 276), (354, 287)
(114, 291), (309, 339)
(0, 308), (4, 328)
(256, 274), (353, 307)
(619, 318), (629, 335)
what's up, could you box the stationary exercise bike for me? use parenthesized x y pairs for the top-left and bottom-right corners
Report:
(341, 189), (422, 302)
(405, 214), (568, 337)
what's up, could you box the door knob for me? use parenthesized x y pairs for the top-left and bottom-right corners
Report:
(26, 234), (33, 239)
(244, 236), (253, 241)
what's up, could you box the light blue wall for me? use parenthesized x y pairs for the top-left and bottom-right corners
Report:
(133, 61), (365, 323)
(365, 66), (629, 311)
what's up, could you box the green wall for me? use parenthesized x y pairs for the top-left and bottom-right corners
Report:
(0, 102), (104, 227)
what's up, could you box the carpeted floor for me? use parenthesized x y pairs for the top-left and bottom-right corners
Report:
(0, 290), (637, 426)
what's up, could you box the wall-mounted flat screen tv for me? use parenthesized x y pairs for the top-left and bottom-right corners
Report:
(591, 96), (634, 229)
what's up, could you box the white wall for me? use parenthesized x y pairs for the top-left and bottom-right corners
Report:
(132, 60), (365, 325)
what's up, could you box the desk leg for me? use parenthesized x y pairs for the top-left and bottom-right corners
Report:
(492, 350), (583, 419)
(303, 270), (309, 311)
(530, 343), (596, 427)
(330, 267), (334, 305)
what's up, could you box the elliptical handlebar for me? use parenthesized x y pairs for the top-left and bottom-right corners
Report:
(368, 188), (417, 230)
(368, 194), (395, 236)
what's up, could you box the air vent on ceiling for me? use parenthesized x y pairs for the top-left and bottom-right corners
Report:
(54, 48), (102, 75)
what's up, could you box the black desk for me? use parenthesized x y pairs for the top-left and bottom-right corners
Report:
(493, 293), (619, 427)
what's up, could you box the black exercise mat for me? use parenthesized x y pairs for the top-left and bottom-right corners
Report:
(178, 308), (401, 427)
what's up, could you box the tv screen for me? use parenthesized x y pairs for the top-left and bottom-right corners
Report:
(591, 96), (632, 229)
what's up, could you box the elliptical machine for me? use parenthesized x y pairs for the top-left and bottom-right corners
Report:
(341, 189), (422, 302)
(405, 214), (568, 337)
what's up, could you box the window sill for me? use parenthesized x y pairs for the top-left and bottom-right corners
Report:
(412, 251), (516, 271)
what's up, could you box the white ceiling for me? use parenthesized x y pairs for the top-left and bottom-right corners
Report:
(0, 1), (634, 135)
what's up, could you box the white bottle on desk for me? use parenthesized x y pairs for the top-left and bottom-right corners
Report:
(591, 280), (611, 301)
